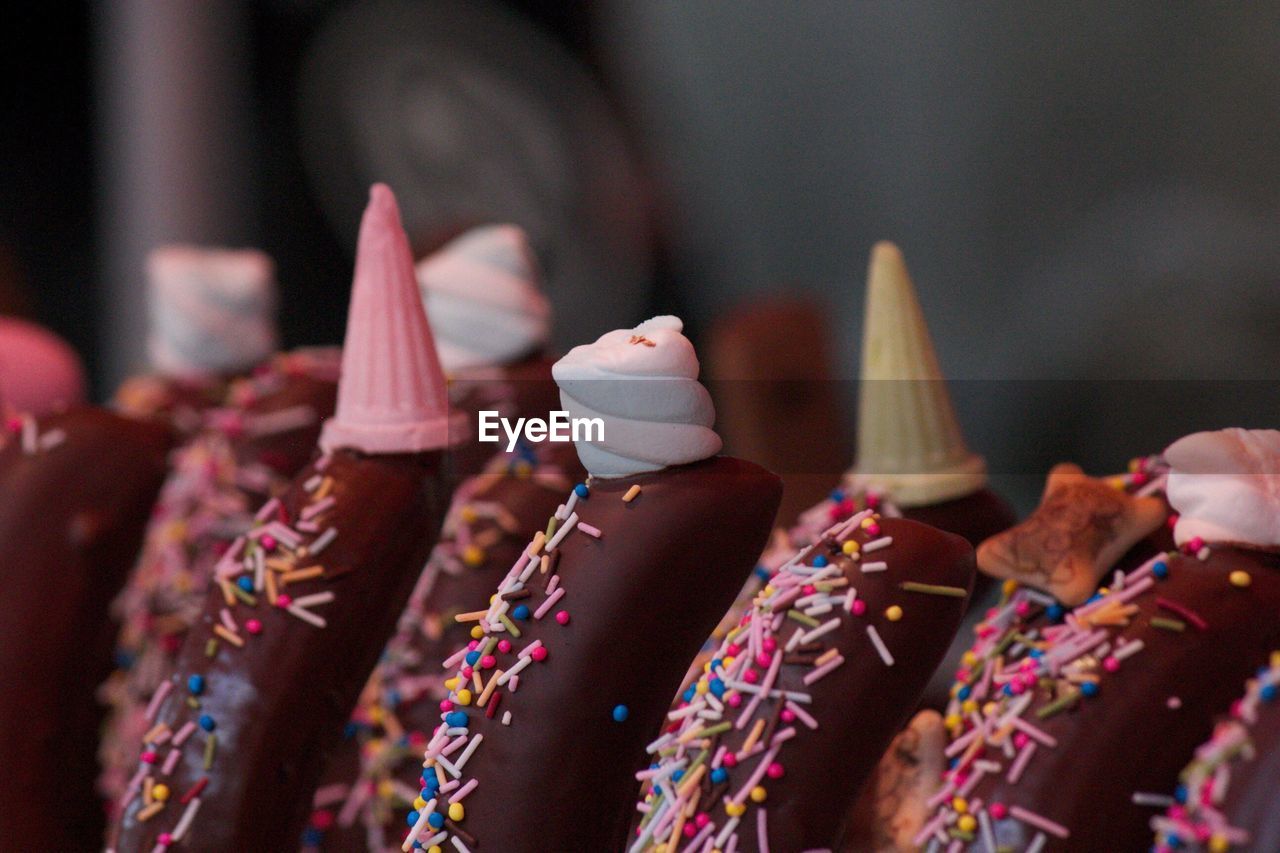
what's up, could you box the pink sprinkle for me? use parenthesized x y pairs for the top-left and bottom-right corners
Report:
(261, 534), (277, 551)
(554, 610), (570, 626)
(766, 762), (784, 779)
(276, 594), (293, 608)
(141, 751), (158, 765)
(1103, 656), (1120, 672)
(245, 619), (263, 635)
(851, 599), (867, 616)
(497, 640), (512, 653)
(577, 522), (602, 539)
(533, 587), (565, 620)
(1008, 805), (1070, 839)
(162, 747), (182, 775)
(480, 655), (496, 669)
(530, 646), (548, 662)
(144, 681), (174, 723)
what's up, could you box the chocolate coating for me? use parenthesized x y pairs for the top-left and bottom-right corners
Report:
(99, 354), (339, 806)
(1214, 686), (1280, 849)
(446, 456), (781, 852)
(309, 440), (583, 850)
(0, 408), (173, 847)
(639, 517), (975, 852)
(974, 546), (1280, 852)
(902, 487), (1016, 552)
(109, 447), (454, 851)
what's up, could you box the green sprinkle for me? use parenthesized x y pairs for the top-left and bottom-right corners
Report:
(1151, 616), (1186, 632)
(230, 585), (257, 607)
(186, 697), (200, 710)
(691, 721), (732, 739)
(899, 581), (968, 598)
(545, 518), (558, 539)
(499, 614), (522, 638)
(203, 733), (217, 769)
(786, 609), (820, 628)
(205, 639), (218, 658)
(1036, 689), (1081, 720)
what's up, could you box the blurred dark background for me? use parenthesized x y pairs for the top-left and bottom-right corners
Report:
(3, 1), (1278, 508)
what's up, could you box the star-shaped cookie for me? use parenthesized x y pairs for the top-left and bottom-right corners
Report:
(977, 463), (1167, 606)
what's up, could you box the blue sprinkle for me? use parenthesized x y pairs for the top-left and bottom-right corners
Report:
(1174, 784), (1188, 804)
(512, 604), (531, 621)
(343, 722), (357, 739)
(428, 812), (445, 829)
(710, 768), (728, 784)
(464, 651), (481, 666)
(710, 658), (723, 671)
(574, 483), (589, 499)
(957, 685), (972, 700)
(406, 811), (420, 827)
(1086, 593), (1102, 604)
(709, 678), (725, 698)
(1152, 561), (1169, 579)
(1002, 684), (1015, 696)
(682, 686), (696, 702)
(612, 704), (630, 723)
(302, 827), (323, 845)
(812, 555), (829, 568)
(187, 674), (205, 695)
(672, 769), (685, 782)
(829, 489), (845, 503)
(445, 711), (468, 728)
(1046, 603), (1065, 621)
(198, 714), (216, 732)
(1029, 649), (1044, 659)
(236, 576), (254, 592)
(1262, 684), (1278, 702)
(1080, 681), (1100, 698)
(753, 565), (771, 581)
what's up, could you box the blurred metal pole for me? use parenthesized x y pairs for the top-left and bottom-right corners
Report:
(94, 1), (256, 392)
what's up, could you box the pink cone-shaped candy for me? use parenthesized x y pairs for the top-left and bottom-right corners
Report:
(0, 316), (86, 415)
(320, 183), (462, 453)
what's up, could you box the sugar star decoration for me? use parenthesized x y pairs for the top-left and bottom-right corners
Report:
(977, 462), (1166, 606)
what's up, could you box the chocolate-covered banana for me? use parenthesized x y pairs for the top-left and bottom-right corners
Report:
(107, 184), (462, 852)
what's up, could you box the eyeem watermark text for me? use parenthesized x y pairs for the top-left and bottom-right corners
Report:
(477, 410), (603, 452)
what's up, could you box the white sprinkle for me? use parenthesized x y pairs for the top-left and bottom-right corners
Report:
(309, 527), (338, 556)
(860, 561), (888, 573)
(866, 625), (894, 666)
(799, 617), (840, 645)
(171, 797), (202, 841)
(496, 656), (532, 686)
(544, 512), (578, 551)
(402, 798), (436, 850)
(501, 711), (512, 725)
(454, 734), (483, 771)
(451, 836), (473, 852)
(290, 591), (335, 609)
(286, 604), (327, 628)
(1131, 792), (1176, 808)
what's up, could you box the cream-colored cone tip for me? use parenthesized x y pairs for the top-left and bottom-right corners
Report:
(852, 241), (985, 506)
(320, 184), (465, 454)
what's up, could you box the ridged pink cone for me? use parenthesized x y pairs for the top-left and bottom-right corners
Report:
(320, 184), (462, 453)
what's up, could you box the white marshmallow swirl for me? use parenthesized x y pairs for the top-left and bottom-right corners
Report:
(552, 315), (722, 479)
(416, 224), (551, 372)
(1166, 428), (1280, 550)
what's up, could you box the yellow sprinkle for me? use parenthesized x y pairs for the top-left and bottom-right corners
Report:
(218, 579), (236, 607)
(136, 801), (165, 822)
(378, 780), (395, 798)
(413, 796), (426, 810)
(749, 786), (767, 803)
(961, 699), (978, 715)
(944, 713), (962, 731)
(1270, 650), (1280, 669)
(428, 847), (443, 853)
(460, 505), (478, 524)
(213, 625), (244, 648)
(526, 531), (546, 557)
(470, 626), (485, 640)
(695, 681), (709, 695)
(1001, 578), (1019, 596)
(842, 540), (859, 555)
(1230, 570), (1252, 588)
(958, 814), (977, 833)
(455, 689), (473, 706)
(961, 651), (978, 667)
(1208, 836), (1230, 853)
(885, 605), (903, 622)
(444, 677), (459, 691)
(281, 565), (325, 584)
(724, 801), (746, 817)
(623, 484), (642, 502)
(952, 796), (968, 814)
(151, 784), (170, 802)
(462, 545), (485, 567)
(861, 517), (876, 528)
(448, 802), (465, 821)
